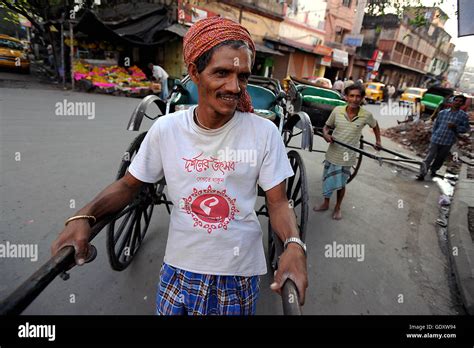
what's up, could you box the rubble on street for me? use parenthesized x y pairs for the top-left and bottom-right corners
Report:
(381, 121), (473, 173)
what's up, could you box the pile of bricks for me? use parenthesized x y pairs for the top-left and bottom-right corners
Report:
(381, 122), (433, 157)
(382, 121), (472, 159)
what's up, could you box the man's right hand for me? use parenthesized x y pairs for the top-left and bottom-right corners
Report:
(49, 173), (143, 266)
(51, 219), (92, 266)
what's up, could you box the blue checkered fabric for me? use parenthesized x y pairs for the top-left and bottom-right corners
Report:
(156, 263), (260, 315)
(322, 160), (351, 198)
(431, 108), (470, 146)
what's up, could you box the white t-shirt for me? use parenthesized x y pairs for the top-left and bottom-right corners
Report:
(151, 65), (169, 81)
(128, 106), (294, 276)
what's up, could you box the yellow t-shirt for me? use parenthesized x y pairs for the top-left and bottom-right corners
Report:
(325, 106), (377, 166)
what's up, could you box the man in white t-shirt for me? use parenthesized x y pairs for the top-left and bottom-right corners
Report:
(148, 63), (169, 99)
(52, 17), (308, 315)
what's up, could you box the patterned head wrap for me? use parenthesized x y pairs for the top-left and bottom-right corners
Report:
(183, 16), (256, 113)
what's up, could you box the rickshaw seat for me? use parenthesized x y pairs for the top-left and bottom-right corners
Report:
(247, 84), (276, 110)
(300, 85), (343, 100)
(178, 81), (277, 116)
(183, 80), (200, 105)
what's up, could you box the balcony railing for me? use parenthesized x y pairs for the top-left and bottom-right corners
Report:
(388, 50), (425, 71)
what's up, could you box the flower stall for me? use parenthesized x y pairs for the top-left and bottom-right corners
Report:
(73, 60), (161, 97)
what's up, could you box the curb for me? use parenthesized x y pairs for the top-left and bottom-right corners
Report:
(447, 164), (474, 315)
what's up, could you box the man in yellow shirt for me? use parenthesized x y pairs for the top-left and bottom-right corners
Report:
(314, 84), (382, 220)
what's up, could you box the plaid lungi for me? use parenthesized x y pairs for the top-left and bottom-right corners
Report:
(322, 160), (351, 198)
(156, 263), (260, 315)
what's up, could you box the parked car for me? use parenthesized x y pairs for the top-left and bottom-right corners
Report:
(0, 34), (30, 72)
(364, 82), (385, 103)
(399, 87), (427, 104)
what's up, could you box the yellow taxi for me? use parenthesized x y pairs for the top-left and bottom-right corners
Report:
(364, 82), (385, 103)
(400, 87), (427, 104)
(0, 34), (30, 72)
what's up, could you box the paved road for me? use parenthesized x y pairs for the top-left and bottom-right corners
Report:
(0, 82), (463, 314)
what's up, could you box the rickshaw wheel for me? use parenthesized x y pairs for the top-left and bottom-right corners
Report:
(268, 150), (308, 271)
(347, 138), (364, 184)
(106, 132), (157, 271)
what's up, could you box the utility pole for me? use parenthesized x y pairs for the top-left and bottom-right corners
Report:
(70, 21), (74, 91)
(60, 16), (65, 89)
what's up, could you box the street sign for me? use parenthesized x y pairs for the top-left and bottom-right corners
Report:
(371, 49), (384, 62)
(321, 55), (332, 66)
(332, 49), (349, 66)
(343, 34), (364, 47)
(314, 45), (333, 56)
(459, 0), (474, 37)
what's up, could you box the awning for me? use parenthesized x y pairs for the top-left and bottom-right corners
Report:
(165, 23), (188, 37)
(332, 48), (349, 66)
(75, 8), (179, 46)
(255, 43), (284, 56)
(263, 37), (317, 55)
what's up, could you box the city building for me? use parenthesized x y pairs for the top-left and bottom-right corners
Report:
(355, 7), (455, 90)
(323, 0), (359, 81)
(267, 0), (329, 79)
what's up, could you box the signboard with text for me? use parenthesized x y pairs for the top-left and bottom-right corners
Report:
(314, 45), (333, 56)
(321, 55), (332, 66)
(343, 34), (364, 47)
(178, 0), (217, 26)
(459, 0), (474, 37)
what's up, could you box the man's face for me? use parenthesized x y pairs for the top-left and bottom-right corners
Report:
(191, 45), (252, 117)
(452, 97), (465, 109)
(346, 89), (363, 108)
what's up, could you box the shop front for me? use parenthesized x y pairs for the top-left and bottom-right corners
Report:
(69, 7), (186, 96)
(253, 43), (284, 77)
(264, 37), (325, 81)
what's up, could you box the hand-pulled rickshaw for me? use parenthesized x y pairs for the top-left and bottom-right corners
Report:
(0, 73), (426, 316)
(283, 76), (426, 176)
(0, 75), (313, 316)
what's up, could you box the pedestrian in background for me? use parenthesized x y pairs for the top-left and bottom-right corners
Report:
(388, 84), (396, 101)
(343, 76), (354, 89)
(333, 78), (344, 94)
(416, 95), (470, 180)
(148, 63), (169, 100)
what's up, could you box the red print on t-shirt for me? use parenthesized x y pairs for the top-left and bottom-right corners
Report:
(183, 186), (239, 233)
(182, 152), (235, 174)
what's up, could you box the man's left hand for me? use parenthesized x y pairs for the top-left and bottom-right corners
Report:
(447, 122), (457, 130)
(270, 243), (308, 305)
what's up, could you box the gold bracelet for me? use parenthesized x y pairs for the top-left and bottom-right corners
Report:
(65, 215), (96, 226)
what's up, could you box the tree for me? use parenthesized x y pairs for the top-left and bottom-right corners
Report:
(366, 0), (449, 26)
(0, 0), (94, 78)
